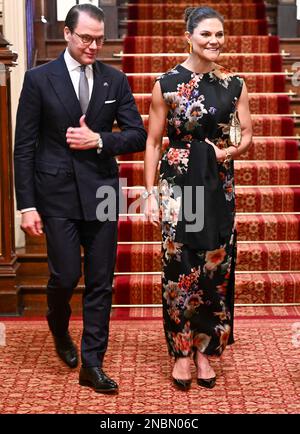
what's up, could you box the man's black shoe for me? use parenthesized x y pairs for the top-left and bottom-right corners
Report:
(79, 367), (118, 393)
(53, 332), (78, 368)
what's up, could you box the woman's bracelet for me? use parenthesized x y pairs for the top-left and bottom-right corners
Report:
(142, 187), (155, 200)
(223, 148), (232, 164)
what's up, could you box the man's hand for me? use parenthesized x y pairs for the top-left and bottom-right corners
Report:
(66, 115), (99, 151)
(21, 210), (43, 237)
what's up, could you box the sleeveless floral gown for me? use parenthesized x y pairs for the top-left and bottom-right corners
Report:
(157, 64), (244, 358)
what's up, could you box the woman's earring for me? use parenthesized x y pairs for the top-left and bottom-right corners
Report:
(188, 41), (193, 54)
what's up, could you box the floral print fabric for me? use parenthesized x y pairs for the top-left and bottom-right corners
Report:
(158, 64), (243, 357)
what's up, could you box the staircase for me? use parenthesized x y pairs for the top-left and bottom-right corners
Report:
(15, 0), (300, 315)
(115, 0), (300, 306)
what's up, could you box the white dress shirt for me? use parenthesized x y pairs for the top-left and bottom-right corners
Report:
(20, 49), (94, 213)
(64, 48), (94, 99)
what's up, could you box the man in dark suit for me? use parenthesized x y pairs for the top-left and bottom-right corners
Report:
(14, 4), (146, 394)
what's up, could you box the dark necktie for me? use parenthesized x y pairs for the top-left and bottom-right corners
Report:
(79, 65), (89, 114)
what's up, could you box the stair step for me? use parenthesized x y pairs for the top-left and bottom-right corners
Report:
(133, 94), (291, 115)
(125, 3), (267, 20)
(140, 116), (296, 136)
(124, 35), (280, 54)
(15, 270), (300, 313)
(24, 213), (300, 251)
(125, 0), (269, 4)
(115, 243), (300, 272)
(119, 161), (300, 186)
(127, 72), (286, 93)
(118, 214), (300, 242)
(118, 139), (299, 161)
(115, 186), (300, 213)
(119, 186), (300, 213)
(114, 272), (300, 304)
(16, 241), (300, 274)
(122, 52), (282, 72)
(236, 187), (300, 212)
(124, 19), (269, 37)
(236, 214), (300, 241)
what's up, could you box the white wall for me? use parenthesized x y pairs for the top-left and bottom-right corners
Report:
(57, 0), (76, 21)
(3, 0), (27, 248)
(0, 0), (3, 26)
(56, 0), (100, 21)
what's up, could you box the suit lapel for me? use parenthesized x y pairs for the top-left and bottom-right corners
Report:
(47, 54), (111, 126)
(47, 52), (82, 125)
(85, 61), (111, 125)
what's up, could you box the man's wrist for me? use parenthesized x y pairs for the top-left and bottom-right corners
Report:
(20, 207), (37, 213)
(96, 133), (103, 154)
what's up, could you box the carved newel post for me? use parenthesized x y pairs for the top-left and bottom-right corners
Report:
(0, 33), (19, 314)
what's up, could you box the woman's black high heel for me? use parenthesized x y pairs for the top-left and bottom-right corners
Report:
(172, 377), (192, 391)
(172, 357), (192, 390)
(193, 352), (216, 389)
(197, 377), (216, 389)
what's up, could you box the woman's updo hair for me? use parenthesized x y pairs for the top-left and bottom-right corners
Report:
(184, 7), (224, 34)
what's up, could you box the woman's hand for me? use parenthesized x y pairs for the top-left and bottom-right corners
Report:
(143, 194), (160, 226)
(205, 138), (226, 161)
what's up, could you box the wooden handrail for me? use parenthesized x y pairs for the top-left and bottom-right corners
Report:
(0, 33), (19, 314)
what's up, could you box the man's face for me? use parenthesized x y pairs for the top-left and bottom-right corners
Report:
(64, 12), (105, 65)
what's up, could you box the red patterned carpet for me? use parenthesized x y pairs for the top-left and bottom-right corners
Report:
(133, 93), (290, 114)
(126, 3), (267, 20)
(126, 20), (268, 36)
(124, 36), (280, 55)
(123, 53), (283, 72)
(0, 308), (299, 414)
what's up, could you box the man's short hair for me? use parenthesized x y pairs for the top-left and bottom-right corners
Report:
(65, 3), (105, 32)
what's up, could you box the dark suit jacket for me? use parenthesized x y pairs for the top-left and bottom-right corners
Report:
(14, 51), (146, 220)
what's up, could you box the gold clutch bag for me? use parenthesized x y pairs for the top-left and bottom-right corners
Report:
(229, 110), (241, 147)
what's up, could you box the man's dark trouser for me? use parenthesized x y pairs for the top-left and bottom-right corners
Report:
(43, 217), (118, 367)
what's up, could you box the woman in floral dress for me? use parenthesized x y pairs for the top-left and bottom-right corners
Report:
(143, 7), (252, 390)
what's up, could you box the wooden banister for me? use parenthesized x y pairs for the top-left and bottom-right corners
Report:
(0, 33), (19, 314)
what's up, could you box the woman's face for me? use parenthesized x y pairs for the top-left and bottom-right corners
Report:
(187, 18), (225, 62)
